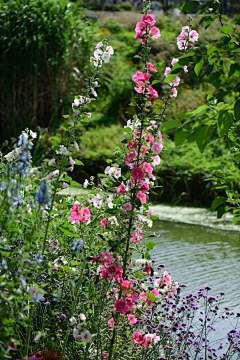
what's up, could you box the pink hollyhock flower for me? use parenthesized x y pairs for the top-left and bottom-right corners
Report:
(132, 71), (143, 82)
(189, 30), (199, 42)
(100, 268), (108, 278)
(148, 210), (154, 217)
(123, 203), (132, 213)
(128, 139), (137, 149)
(100, 218), (108, 228)
(149, 26), (161, 40)
(80, 207), (91, 221)
(170, 76), (180, 87)
(151, 142), (163, 154)
(128, 314), (137, 325)
(134, 31), (144, 40)
(62, 182), (69, 189)
(131, 167), (145, 181)
(106, 264), (117, 276)
(158, 131), (162, 143)
(182, 25), (190, 32)
(184, 65), (188, 73)
(164, 67), (171, 77)
(145, 263), (151, 275)
(126, 152), (137, 165)
(139, 73), (151, 82)
(117, 183), (126, 194)
(170, 88), (178, 97)
(152, 155), (161, 166)
(71, 202), (80, 212)
(177, 39), (186, 50)
(135, 21), (145, 32)
(147, 85), (158, 99)
(130, 230), (143, 244)
(132, 331), (144, 345)
(171, 282), (179, 294)
(114, 299), (129, 314)
(92, 255), (100, 263)
(143, 162), (153, 174)
(142, 14), (156, 26)
(101, 252), (112, 266)
(171, 58), (179, 66)
(59, 145), (68, 155)
(147, 62), (157, 73)
(86, 112), (92, 118)
(114, 265), (123, 283)
(141, 182), (149, 192)
(69, 157), (75, 166)
(188, 43), (194, 49)
(134, 82), (145, 94)
(121, 280), (133, 291)
(151, 288), (159, 298)
(108, 318), (114, 328)
(137, 191), (147, 204)
(147, 134), (154, 143)
(177, 31), (187, 41)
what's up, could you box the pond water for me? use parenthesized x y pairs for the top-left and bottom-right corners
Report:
(146, 220), (240, 345)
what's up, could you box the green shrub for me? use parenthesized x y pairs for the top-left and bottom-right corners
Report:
(0, 0), (96, 140)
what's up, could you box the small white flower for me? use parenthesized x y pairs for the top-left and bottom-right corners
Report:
(73, 141), (79, 151)
(77, 323), (82, 329)
(109, 216), (119, 226)
(48, 158), (55, 166)
(96, 41), (103, 49)
(25, 184), (32, 191)
(53, 169), (59, 177)
(68, 166), (74, 172)
(69, 316), (77, 325)
(69, 157), (75, 166)
(50, 239), (59, 248)
(107, 197), (113, 209)
(106, 45), (114, 55)
(93, 81), (98, 86)
(86, 112), (92, 118)
(27, 204), (32, 215)
(83, 179), (89, 189)
(102, 52), (110, 63)
(30, 130), (37, 139)
(94, 49), (102, 58)
(80, 330), (92, 343)
(91, 88), (97, 97)
(42, 210), (49, 217)
(49, 246), (57, 254)
(73, 328), (81, 341)
(62, 182), (69, 189)
(79, 313), (86, 321)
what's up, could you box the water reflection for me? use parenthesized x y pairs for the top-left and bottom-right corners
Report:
(148, 221), (240, 344)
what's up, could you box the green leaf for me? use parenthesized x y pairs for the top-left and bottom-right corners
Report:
(152, 80), (160, 85)
(212, 196), (226, 211)
(160, 120), (181, 131)
(123, 127), (132, 132)
(75, 160), (84, 166)
(144, 252), (151, 260)
(62, 265), (78, 274)
(234, 100), (240, 121)
(178, 58), (190, 66)
(62, 115), (70, 118)
(220, 26), (235, 34)
(146, 241), (156, 251)
(179, 1), (199, 12)
(194, 58), (204, 77)
(217, 206), (227, 219)
(106, 159), (113, 164)
(217, 111), (234, 137)
(174, 127), (192, 146)
(121, 165), (129, 176)
(209, 71), (221, 89)
(195, 125), (212, 153)
(129, 102), (137, 106)
(232, 215), (240, 224)
(178, 50), (195, 59)
(59, 227), (76, 236)
(229, 63), (240, 78)
(149, 215), (159, 220)
(164, 64), (182, 83)
(125, 110), (135, 115)
(70, 181), (82, 188)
